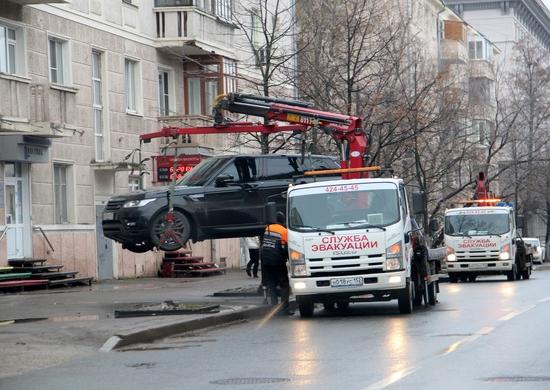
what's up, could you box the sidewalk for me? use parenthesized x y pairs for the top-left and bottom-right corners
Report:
(0, 270), (266, 379)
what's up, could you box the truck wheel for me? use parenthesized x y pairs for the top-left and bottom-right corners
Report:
(468, 275), (477, 282)
(428, 282), (437, 305)
(398, 280), (414, 314)
(297, 297), (314, 318)
(449, 274), (459, 283)
(150, 210), (191, 251)
(506, 264), (518, 281)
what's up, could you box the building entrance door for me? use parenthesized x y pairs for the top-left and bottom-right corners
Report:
(4, 162), (30, 259)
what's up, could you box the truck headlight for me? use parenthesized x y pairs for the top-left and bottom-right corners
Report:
(385, 242), (402, 271)
(499, 244), (510, 260)
(290, 250), (308, 277)
(446, 247), (456, 261)
(123, 199), (156, 208)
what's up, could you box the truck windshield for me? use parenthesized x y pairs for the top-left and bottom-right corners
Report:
(177, 157), (231, 187)
(445, 213), (509, 236)
(288, 185), (400, 231)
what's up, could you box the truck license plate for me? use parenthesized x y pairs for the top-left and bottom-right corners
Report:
(103, 212), (114, 220)
(330, 277), (363, 288)
(469, 263), (484, 269)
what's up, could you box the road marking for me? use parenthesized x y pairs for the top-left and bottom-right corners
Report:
(0, 320), (15, 327)
(538, 296), (550, 303)
(498, 304), (536, 322)
(364, 367), (416, 390)
(439, 326), (495, 356)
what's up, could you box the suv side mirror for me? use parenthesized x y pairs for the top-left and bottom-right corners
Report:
(215, 174), (236, 187)
(411, 192), (425, 215)
(265, 202), (277, 224)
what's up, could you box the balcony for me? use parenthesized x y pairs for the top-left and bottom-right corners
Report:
(440, 39), (468, 65)
(469, 59), (495, 81)
(8, 0), (69, 4)
(154, 4), (236, 58)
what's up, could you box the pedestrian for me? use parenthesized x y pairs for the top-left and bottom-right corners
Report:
(245, 236), (260, 278)
(260, 211), (292, 315)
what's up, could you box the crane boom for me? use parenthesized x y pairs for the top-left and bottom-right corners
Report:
(140, 93), (369, 179)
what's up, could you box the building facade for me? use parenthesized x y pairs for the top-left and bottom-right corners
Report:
(0, 0), (293, 279)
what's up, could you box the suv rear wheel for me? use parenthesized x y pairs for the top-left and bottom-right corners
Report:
(150, 210), (191, 251)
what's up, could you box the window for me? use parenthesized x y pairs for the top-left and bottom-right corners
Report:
(185, 59), (236, 116)
(49, 37), (70, 85)
(92, 51), (104, 161)
(262, 157), (303, 180)
(469, 78), (493, 105)
(468, 120), (491, 145)
(468, 36), (491, 60)
(187, 77), (202, 115)
(54, 164), (73, 224)
(125, 58), (140, 113)
(223, 58), (237, 94)
(128, 175), (141, 192)
(215, 0), (232, 21)
(0, 24), (18, 75)
(250, 10), (260, 47)
(158, 70), (170, 116)
(399, 185), (408, 220)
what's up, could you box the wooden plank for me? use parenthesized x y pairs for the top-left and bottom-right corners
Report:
(0, 266), (14, 273)
(0, 273), (32, 281)
(0, 279), (48, 288)
(12, 265), (64, 272)
(48, 277), (93, 287)
(8, 258), (47, 266)
(30, 271), (78, 280)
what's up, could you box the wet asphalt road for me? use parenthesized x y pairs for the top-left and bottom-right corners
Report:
(2, 270), (550, 390)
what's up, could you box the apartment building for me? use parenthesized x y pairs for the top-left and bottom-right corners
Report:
(0, 0), (294, 279)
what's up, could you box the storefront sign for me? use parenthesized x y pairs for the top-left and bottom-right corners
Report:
(153, 155), (202, 182)
(0, 136), (50, 164)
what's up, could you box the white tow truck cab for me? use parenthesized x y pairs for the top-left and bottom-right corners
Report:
(281, 177), (441, 317)
(444, 202), (532, 282)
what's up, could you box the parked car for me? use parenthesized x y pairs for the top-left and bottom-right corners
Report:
(523, 238), (544, 264)
(102, 154), (340, 252)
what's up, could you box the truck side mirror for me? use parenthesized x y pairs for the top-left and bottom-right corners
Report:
(265, 202), (277, 224)
(411, 192), (425, 215)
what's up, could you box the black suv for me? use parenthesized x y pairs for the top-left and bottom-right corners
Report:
(102, 154), (339, 252)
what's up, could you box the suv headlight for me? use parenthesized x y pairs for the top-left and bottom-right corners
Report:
(290, 250), (308, 277)
(499, 244), (510, 260)
(446, 246), (456, 261)
(123, 199), (156, 208)
(385, 242), (402, 271)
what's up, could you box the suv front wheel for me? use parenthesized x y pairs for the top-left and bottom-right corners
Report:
(150, 210), (191, 251)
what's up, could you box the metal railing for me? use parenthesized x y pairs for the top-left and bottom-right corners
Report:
(33, 226), (55, 253)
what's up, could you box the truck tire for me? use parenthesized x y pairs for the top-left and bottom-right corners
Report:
(297, 297), (314, 318)
(428, 282), (437, 305)
(468, 275), (477, 282)
(150, 210), (191, 251)
(506, 264), (518, 281)
(449, 273), (459, 283)
(398, 280), (414, 314)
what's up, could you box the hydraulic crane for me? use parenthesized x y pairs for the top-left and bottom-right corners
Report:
(138, 93), (372, 250)
(140, 93), (370, 179)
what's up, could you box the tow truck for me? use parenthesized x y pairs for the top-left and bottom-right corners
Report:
(444, 172), (533, 282)
(131, 93), (444, 316)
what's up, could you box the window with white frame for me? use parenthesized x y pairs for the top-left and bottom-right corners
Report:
(187, 77), (202, 115)
(49, 37), (70, 85)
(468, 36), (491, 60)
(128, 175), (141, 192)
(215, 0), (232, 21)
(125, 58), (140, 113)
(158, 70), (170, 116)
(0, 24), (20, 75)
(92, 51), (105, 161)
(250, 9), (260, 48)
(53, 163), (73, 224)
(223, 58), (237, 94)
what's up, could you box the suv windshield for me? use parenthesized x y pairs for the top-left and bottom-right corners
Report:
(445, 213), (509, 236)
(177, 157), (231, 187)
(288, 183), (400, 231)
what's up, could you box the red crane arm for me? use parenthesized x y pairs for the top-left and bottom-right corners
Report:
(140, 93), (369, 178)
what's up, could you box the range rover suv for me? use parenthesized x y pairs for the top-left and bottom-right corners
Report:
(102, 154), (339, 252)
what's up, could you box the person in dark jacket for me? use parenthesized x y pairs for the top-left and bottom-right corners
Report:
(260, 212), (292, 314)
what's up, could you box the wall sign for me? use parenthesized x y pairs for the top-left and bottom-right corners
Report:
(153, 155), (202, 183)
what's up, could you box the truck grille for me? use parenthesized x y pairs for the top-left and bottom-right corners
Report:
(456, 250), (500, 261)
(307, 253), (384, 275)
(106, 200), (125, 211)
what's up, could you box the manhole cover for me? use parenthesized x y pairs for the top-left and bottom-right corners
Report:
(483, 376), (550, 382)
(210, 377), (290, 385)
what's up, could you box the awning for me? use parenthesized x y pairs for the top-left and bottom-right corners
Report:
(0, 118), (77, 138)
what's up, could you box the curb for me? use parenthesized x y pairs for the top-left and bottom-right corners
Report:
(100, 305), (271, 352)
